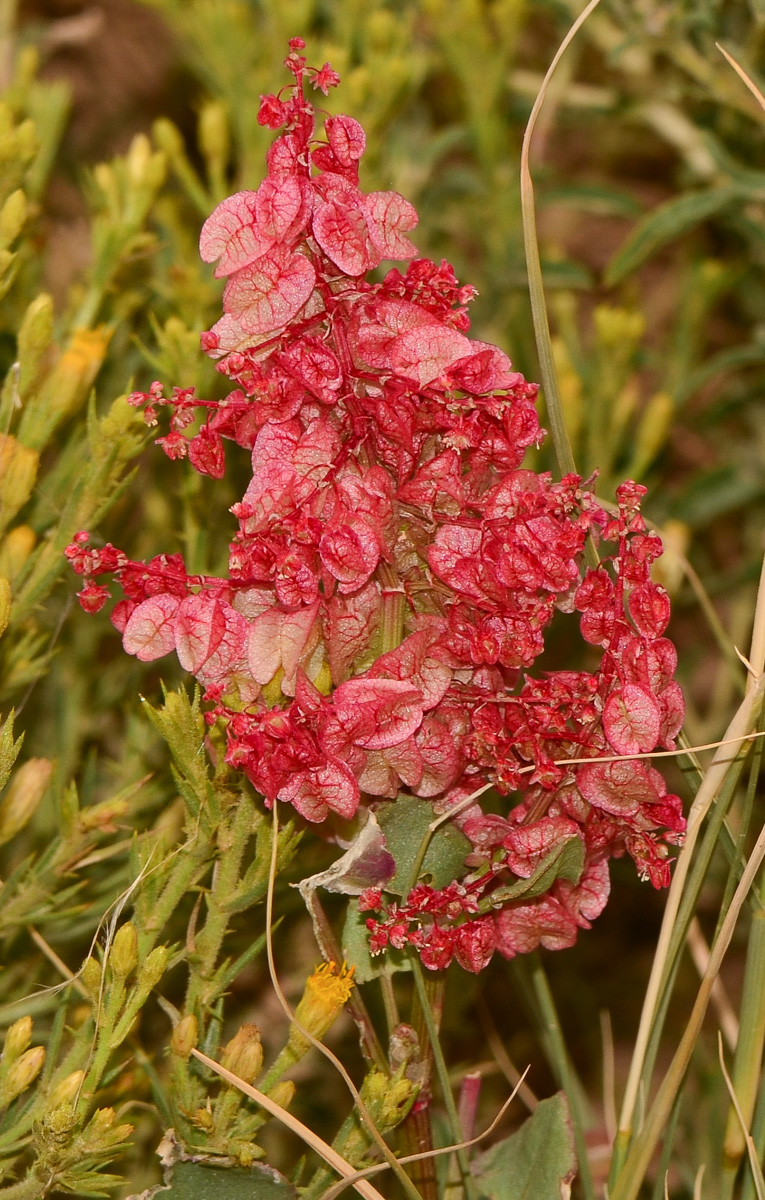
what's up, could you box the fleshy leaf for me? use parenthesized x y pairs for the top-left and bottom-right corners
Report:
(123, 593), (180, 661)
(223, 245), (316, 334)
(603, 682), (661, 754)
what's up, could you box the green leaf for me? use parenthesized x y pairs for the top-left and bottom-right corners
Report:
(479, 836), (584, 913)
(342, 897), (412, 984)
(471, 1093), (577, 1200)
(161, 1161), (296, 1200)
(376, 794), (471, 895)
(604, 187), (741, 285)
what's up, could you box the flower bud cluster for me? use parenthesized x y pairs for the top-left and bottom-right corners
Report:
(67, 42), (685, 971)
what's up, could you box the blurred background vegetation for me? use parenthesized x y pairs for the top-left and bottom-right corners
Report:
(3, 0), (765, 1195)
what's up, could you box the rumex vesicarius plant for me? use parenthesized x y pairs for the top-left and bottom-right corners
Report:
(67, 39), (685, 976)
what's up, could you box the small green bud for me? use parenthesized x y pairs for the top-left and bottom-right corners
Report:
(47, 1070), (84, 1109)
(0, 189), (26, 249)
(221, 1024), (263, 1085)
(110, 923), (138, 979)
(3, 1015), (32, 1059)
(80, 957), (102, 1003)
(171, 1013), (198, 1059)
(0, 757), (52, 846)
(0, 1044), (45, 1104)
(139, 945), (168, 991)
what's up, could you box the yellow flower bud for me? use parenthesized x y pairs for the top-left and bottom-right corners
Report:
(0, 1044), (45, 1104)
(0, 758), (52, 846)
(190, 1105), (214, 1131)
(221, 1024), (263, 1085)
(0, 433), (39, 524)
(171, 1013), (198, 1059)
(47, 1070), (84, 1109)
(198, 101), (229, 172)
(109, 923), (138, 979)
(0, 574), (11, 638)
(14, 119), (37, 163)
(290, 962), (354, 1052)
(3, 1015), (32, 1059)
(18, 293), (54, 394)
(79, 796), (130, 831)
(0, 189), (26, 249)
(153, 118), (184, 160)
(267, 1080), (295, 1111)
(43, 326), (112, 428)
(0, 524), (35, 581)
(80, 956), (102, 1003)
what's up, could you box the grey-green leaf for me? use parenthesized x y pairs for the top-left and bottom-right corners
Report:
(342, 897), (412, 984)
(471, 1093), (576, 1200)
(604, 186), (741, 285)
(158, 1161), (296, 1200)
(376, 794), (471, 895)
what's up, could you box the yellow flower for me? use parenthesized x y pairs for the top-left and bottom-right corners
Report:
(290, 962), (355, 1048)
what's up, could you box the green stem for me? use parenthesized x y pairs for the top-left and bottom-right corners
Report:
(525, 955), (596, 1200)
(410, 956), (478, 1200)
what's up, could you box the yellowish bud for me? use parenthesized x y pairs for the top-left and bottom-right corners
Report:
(651, 519), (690, 596)
(14, 119), (37, 163)
(171, 1013), (198, 1059)
(80, 796), (130, 831)
(1, 1044), (45, 1103)
(47, 1070), (84, 1109)
(0, 574), (10, 638)
(267, 1080), (295, 1111)
(3, 1015), (32, 1059)
(110, 923), (138, 979)
(153, 118), (184, 160)
(221, 1024), (263, 1085)
(139, 945), (168, 991)
(0, 525), (35, 583)
(594, 304), (645, 348)
(290, 962), (355, 1051)
(0, 757), (52, 846)
(198, 101), (229, 171)
(0, 189), (26, 249)
(18, 294), (54, 394)
(80, 956), (102, 1002)
(0, 433), (39, 524)
(629, 390), (674, 480)
(41, 326), (111, 429)
(190, 1105), (214, 1131)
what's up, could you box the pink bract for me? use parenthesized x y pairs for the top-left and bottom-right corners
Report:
(68, 42), (686, 973)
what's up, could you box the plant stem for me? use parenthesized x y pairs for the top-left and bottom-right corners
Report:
(410, 956), (478, 1200)
(527, 954), (596, 1200)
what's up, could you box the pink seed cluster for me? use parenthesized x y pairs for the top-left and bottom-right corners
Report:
(67, 40), (685, 973)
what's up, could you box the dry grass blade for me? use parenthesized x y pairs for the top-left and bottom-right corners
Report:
(520, 0), (602, 483)
(717, 44), (765, 117)
(617, 549), (765, 1142)
(718, 1034), (765, 1200)
(687, 918), (738, 1051)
